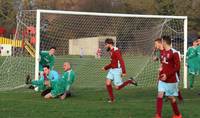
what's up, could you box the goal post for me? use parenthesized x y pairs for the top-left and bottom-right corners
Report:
(0, 9), (188, 90)
(183, 18), (188, 89)
(35, 9), (188, 88)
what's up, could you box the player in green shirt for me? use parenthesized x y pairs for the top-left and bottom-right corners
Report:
(196, 37), (200, 74)
(60, 62), (76, 100)
(26, 65), (60, 93)
(39, 47), (56, 73)
(43, 62), (76, 99)
(186, 40), (198, 88)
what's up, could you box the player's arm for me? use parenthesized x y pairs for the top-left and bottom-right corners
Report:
(40, 51), (49, 62)
(187, 48), (196, 59)
(49, 56), (55, 70)
(116, 50), (126, 75)
(186, 48), (190, 65)
(104, 63), (112, 70)
(40, 51), (48, 57)
(165, 53), (180, 78)
(152, 49), (159, 61)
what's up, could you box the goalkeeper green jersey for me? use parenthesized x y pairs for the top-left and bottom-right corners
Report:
(186, 46), (198, 74)
(39, 51), (55, 71)
(31, 70), (60, 91)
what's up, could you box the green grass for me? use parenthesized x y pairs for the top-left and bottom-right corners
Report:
(0, 88), (200, 118)
(1, 55), (200, 118)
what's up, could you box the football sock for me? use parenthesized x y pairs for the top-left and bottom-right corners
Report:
(178, 90), (183, 101)
(189, 74), (195, 88)
(106, 84), (114, 101)
(170, 101), (180, 115)
(117, 80), (132, 90)
(156, 97), (163, 117)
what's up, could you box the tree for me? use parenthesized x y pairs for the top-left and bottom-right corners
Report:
(0, 0), (17, 36)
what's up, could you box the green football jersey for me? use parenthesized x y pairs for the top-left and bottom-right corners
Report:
(195, 45), (200, 73)
(186, 46), (198, 74)
(39, 51), (55, 71)
(49, 69), (75, 97)
(61, 69), (76, 91)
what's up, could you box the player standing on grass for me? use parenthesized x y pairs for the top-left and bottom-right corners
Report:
(196, 37), (200, 74)
(153, 38), (183, 102)
(186, 40), (198, 89)
(102, 38), (137, 103)
(155, 36), (182, 118)
(195, 37), (200, 95)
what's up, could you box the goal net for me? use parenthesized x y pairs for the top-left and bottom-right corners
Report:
(0, 10), (187, 90)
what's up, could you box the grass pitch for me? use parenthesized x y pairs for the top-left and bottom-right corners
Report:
(0, 56), (200, 118)
(0, 88), (200, 118)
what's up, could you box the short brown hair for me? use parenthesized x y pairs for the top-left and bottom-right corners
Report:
(154, 38), (162, 42)
(162, 35), (171, 45)
(105, 38), (114, 45)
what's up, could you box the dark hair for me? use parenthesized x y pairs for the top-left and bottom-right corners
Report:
(154, 38), (162, 42)
(105, 38), (114, 45)
(162, 35), (171, 45)
(43, 65), (50, 69)
(197, 36), (200, 40)
(50, 46), (56, 50)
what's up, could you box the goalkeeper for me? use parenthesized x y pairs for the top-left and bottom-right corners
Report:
(28, 47), (56, 89)
(26, 65), (60, 96)
(26, 63), (76, 99)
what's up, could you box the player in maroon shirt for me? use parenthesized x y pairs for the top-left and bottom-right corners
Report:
(155, 36), (182, 118)
(101, 38), (137, 103)
(153, 38), (183, 103)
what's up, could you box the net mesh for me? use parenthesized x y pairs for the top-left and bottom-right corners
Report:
(0, 10), (185, 90)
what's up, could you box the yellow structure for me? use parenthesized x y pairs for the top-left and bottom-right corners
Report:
(0, 37), (22, 47)
(24, 40), (35, 57)
(0, 37), (35, 57)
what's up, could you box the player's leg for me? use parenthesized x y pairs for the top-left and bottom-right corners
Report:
(44, 92), (54, 99)
(65, 85), (72, 98)
(165, 83), (182, 118)
(111, 69), (137, 90)
(25, 75), (46, 91)
(60, 91), (71, 100)
(106, 79), (115, 103)
(115, 77), (137, 90)
(176, 81), (183, 103)
(168, 96), (182, 118)
(105, 69), (115, 103)
(155, 81), (165, 118)
(41, 88), (52, 96)
(188, 73), (195, 89)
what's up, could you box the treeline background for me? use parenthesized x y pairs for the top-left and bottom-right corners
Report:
(0, 0), (199, 40)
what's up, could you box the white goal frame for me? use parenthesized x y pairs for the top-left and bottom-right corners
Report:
(35, 9), (188, 88)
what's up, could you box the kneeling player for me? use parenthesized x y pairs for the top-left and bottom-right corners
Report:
(26, 65), (60, 97)
(102, 38), (137, 103)
(42, 62), (76, 100)
(59, 62), (76, 100)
